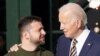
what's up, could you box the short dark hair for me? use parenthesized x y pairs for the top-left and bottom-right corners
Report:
(18, 16), (42, 33)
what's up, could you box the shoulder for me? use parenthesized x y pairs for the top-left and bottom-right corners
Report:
(93, 34), (100, 43)
(89, 31), (100, 43)
(4, 47), (22, 56)
(89, 31), (100, 39)
(4, 52), (17, 56)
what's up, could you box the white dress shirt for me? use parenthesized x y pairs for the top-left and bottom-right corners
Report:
(70, 28), (90, 56)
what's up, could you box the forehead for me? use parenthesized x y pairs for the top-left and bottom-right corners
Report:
(30, 21), (43, 29)
(59, 12), (72, 23)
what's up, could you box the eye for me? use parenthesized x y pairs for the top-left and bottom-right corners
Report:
(39, 27), (44, 32)
(38, 28), (41, 32)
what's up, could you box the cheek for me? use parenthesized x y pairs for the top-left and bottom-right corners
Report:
(64, 24), (72, 30)
(70, 23), (78, 33)
(38, 33), (41, 39)
(34, 33), (40, 38)
(66, 22), (76, 32)
(31, 32), (40, 38)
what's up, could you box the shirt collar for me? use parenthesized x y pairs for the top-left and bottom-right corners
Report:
(76, 27), (90, 43)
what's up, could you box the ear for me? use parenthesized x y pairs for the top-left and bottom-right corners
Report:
(23, 31), (30, 40)
(76, 19), (82, 28)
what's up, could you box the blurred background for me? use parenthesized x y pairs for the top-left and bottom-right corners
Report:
(0, 0), (100, 56)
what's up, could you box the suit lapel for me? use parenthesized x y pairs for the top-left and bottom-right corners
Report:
(79, 31), (95, 56)
(67, 39), (71, 56)
(64, 38), (71, 56)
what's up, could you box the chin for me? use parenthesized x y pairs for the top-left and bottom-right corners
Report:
(39, 40), (45, 45)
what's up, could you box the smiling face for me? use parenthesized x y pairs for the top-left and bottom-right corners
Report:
(28, 21), (46, 45)
(59, 12), (81, 38)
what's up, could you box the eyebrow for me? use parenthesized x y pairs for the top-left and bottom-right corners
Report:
(39, 26), (44, 30)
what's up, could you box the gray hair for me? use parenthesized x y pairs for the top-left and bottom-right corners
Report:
(59, 3), (87, 26)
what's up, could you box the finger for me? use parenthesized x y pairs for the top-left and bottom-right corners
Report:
(18, 44), (21, 46)
(9, 44), (19, 52)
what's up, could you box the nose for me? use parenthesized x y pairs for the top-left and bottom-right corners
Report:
(60, 23), (64, 30)
(42, 29), (46, 35)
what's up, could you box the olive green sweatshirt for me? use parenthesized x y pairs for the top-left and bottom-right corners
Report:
(4, 46), (54, 56)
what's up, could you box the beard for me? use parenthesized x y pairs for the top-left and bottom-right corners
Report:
(39, 35), (45, 45)
(39, 40), (45, 45)
(30, 37), (45, 46)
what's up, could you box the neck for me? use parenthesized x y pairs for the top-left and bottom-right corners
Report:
(74, 30), (83, 39)
(74, 27), (85, 39)
(21, 41), (39, 51)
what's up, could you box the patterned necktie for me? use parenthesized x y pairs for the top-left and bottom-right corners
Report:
(69, 39), (78, 56)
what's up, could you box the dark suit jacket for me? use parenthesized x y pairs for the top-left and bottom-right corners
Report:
(56, 31), (100, 56)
